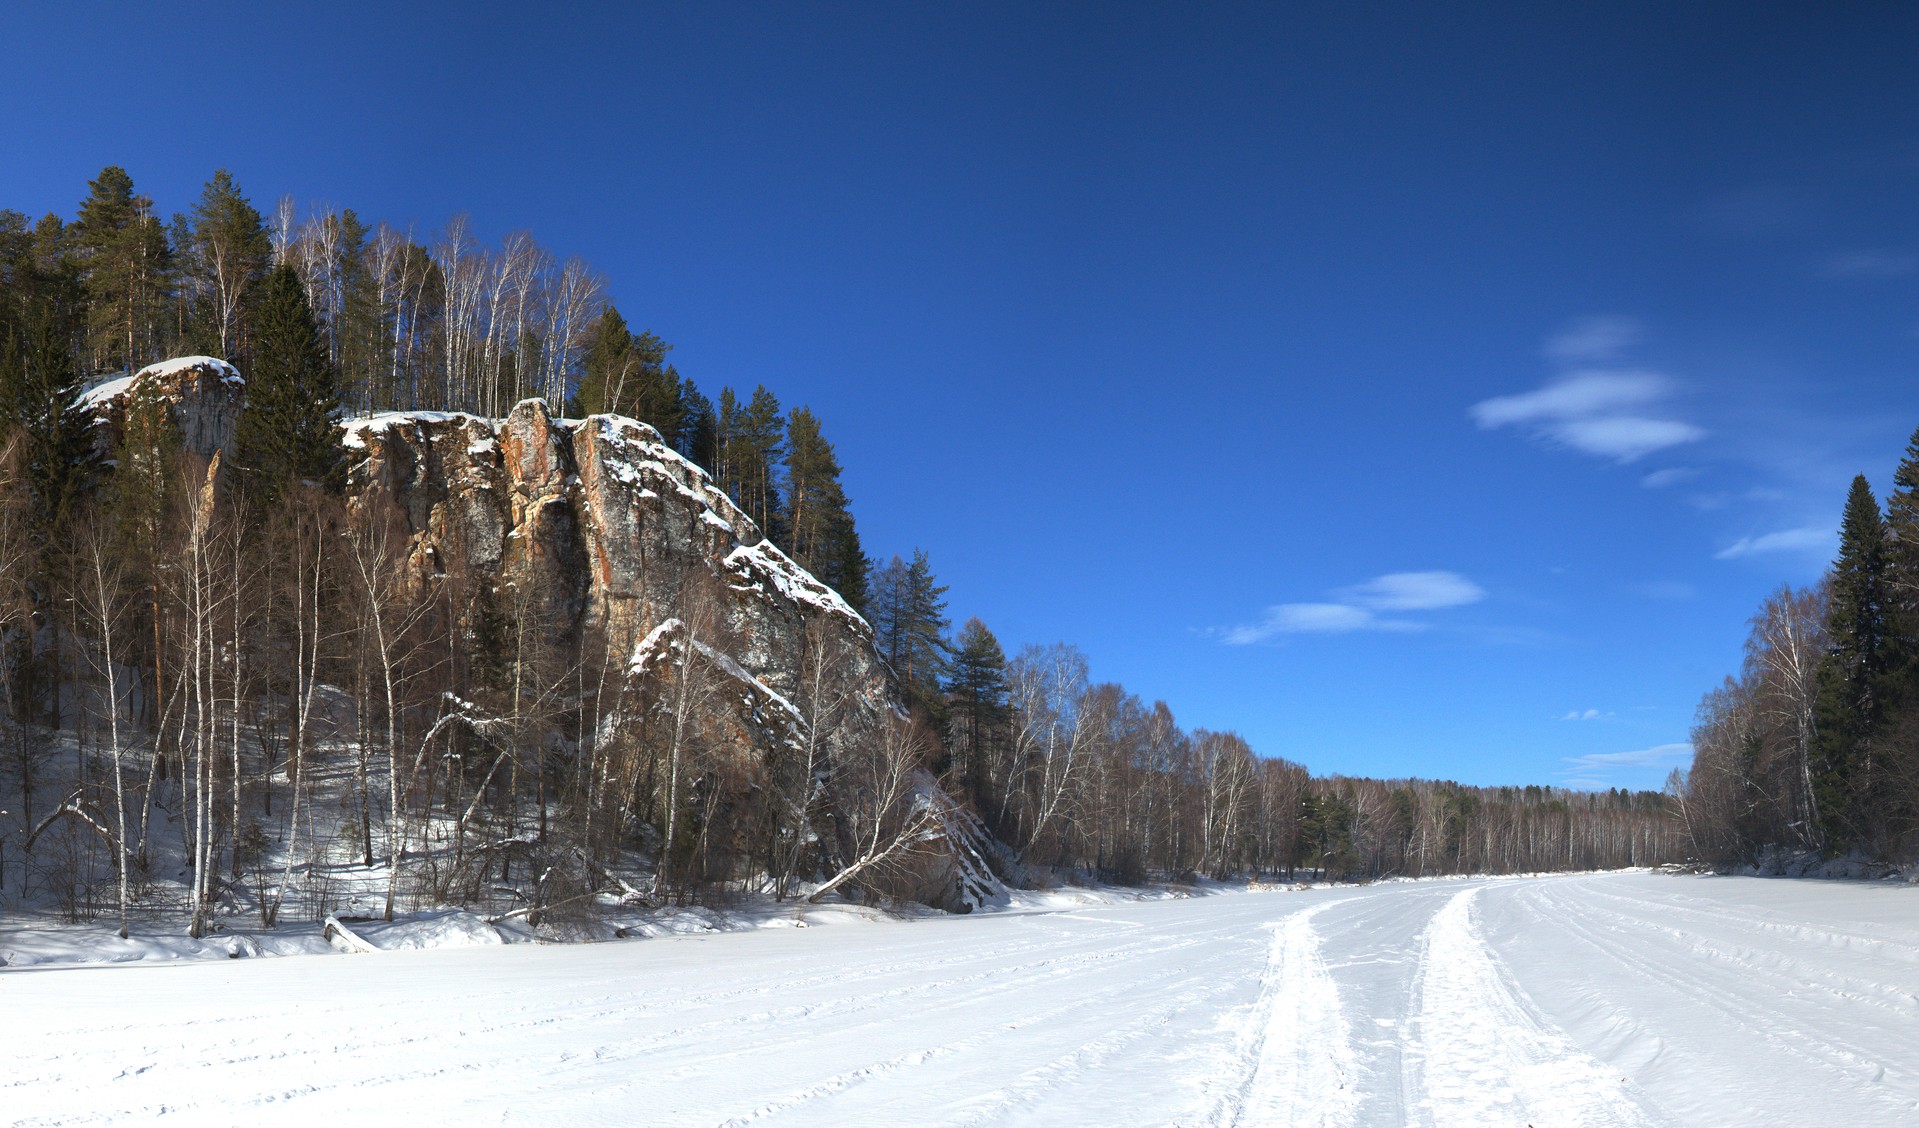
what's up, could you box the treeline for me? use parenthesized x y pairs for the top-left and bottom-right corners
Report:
(1, 165), (870, 603)
(0, 167), (1677, 934)
(1679, 430), (1919, 866)
(878, 592), (1674, 885)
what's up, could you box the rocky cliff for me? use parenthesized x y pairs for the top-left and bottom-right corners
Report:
(83, 362), (1002, 912)
(81, 355), (246, 460)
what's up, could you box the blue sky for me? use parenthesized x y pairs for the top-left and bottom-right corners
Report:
(6, 3), (1917, 791)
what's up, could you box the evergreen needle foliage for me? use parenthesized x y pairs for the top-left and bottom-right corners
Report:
(233, 264), (344, 505)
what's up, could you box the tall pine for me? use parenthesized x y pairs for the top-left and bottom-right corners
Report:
(72, 166), (169, 376)
(570, 305), (682, 440)
(783, 406), (866, 607)
(186, 170), (271, 361)
(872, 549), (951, 718)
(946, 617), (1009, 796)
(717, 385), (786, 544)
(0, 230), (97, 536)
(1811, 474), (1889, 853)
(232, 264), (344, 506)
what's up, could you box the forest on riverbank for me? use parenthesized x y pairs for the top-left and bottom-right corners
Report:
(0, 166), (1677, 933)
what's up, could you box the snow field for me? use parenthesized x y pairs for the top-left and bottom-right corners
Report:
(1204, 901), (1362, 1126)
(1408, 887), (1654, 1126)
(8, 872), (1919, 1125)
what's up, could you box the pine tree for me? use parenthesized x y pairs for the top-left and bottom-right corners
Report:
(187, 170), (271, 361)
(1812, 474), (1889, 853)
(72, 166), (169, 375)
(233, 265), (344, 506)
(872, 549), (951, 717)
(782, 406), (866, 603)
(717, 385), (786, 543)
(0, 294), (99, 535)
(946, 617), (1009, 795)
(676, 376), (717, 469)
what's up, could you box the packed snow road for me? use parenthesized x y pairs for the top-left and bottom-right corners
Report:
(8, 872), (1919, 1126)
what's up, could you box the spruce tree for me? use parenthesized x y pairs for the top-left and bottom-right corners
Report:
(1882, 426), (1919, 673)
(946, 617), (1009, 795)
(73, 166), (169, 375)
(782, 406), (866, 603)
(0, 296), (99, 535)
(332, 208), (379, 405)
(233, 264), (343, 506)
(1811, 474), (1889, 852)
(187, 170), (271, 361)
(570, 305), (631, 418)
(676, 377), (717, 470)
(872, 549), (952, 718)
(825, 517), (869, 613)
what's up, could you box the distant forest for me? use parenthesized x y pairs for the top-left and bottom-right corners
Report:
(1679, 441), (1919, 869)
(0, 167), (1675, 933)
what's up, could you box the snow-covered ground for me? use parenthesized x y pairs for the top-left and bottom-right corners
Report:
(8, 871), (1919, 1126)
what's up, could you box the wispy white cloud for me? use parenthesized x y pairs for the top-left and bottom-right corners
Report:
(1820, 249), (1916, 279)
(1222, 571), (1483, 644)
(1559, 708), (1602, 721)
(1334, 571), (1486, 611)
(1471, 369), (1704, 464)
(1714, 525), (1833, 560)
(1471, 370), (1667, 427)
(1544, 316), (1641, 365)
(1559, 742), (1693, 788)
(1641, 467), (1698, 488)
(1550, 416), (1706, 462)
(1223, 603), (1414, 643)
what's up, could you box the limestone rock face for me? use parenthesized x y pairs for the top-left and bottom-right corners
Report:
(81, 356), (246, 460)
(83, 357), (1004, 911)
(342, 399), (1001, 912)
(343, 402), (870, 680)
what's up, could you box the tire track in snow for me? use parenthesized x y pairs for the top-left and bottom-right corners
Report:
(1203, 901), (1360, 1128)
(1508, 878), (1916, 1114)
(1410, 886), (1653, 1128)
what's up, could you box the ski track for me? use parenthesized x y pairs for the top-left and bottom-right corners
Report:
(1204, 901), (1361, 1128)
(1408, 886), (1655, 1127)
(1483, 875), (1919, 1126)
(9, 873), (1919, 1125)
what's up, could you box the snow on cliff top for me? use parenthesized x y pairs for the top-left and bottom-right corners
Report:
(340, 410), (492, 450)
(79, 356), (244, 410)
(142, 355), (243, 384)
(583, 414), (870, 630)
(334, 406), (870, 630)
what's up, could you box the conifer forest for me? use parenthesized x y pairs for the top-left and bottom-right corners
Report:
(1677, 450), (1919, 870)
(2, 167), (1686, 935)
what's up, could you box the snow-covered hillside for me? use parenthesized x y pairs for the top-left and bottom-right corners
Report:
(9, 871), (1919, 1125)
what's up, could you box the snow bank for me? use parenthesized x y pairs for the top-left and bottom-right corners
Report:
(140, 355), (243, 384)
(347, 910), (505, 951)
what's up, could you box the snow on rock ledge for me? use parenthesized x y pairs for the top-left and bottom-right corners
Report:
(344, 401), (990, 909)
(85, 363), (987, 913)
(81, 356), (245, 459)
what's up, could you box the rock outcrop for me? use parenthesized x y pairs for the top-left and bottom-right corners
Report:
(79, 361), (1004, 912)
(80, 355), (246, 460)
(343, 401), (1002, 911)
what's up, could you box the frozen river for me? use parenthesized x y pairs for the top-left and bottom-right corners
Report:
(8, 871), (1919, 1125)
